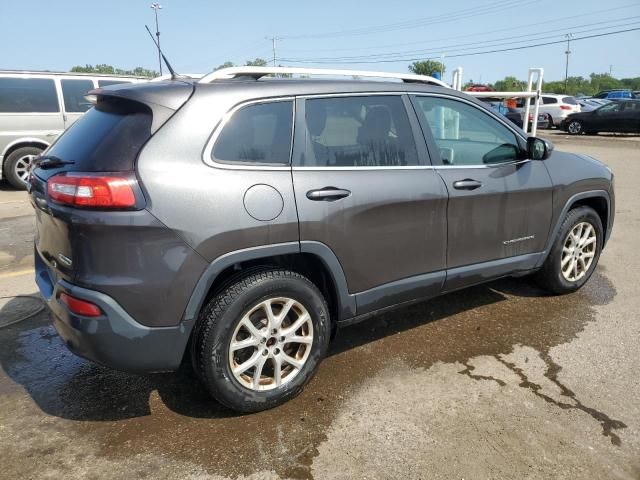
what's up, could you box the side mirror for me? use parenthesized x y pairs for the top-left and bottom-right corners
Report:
(527, 137), (554, 160)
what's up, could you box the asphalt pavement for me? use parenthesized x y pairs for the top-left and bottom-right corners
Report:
(0, 134), (638, 479)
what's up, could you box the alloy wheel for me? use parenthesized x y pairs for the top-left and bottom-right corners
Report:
(561, 221), (597, 282)
(567, 121), (582, 134)
(14, 154), (36, 183)
(228, 297), (314, 391)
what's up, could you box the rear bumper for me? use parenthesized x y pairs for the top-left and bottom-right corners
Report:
(35, 249), (191, 373)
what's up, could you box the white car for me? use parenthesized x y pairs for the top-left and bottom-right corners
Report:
(537, 94), (581, 127)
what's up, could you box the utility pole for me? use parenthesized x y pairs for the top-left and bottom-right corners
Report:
(609, 64), (613, 76)
(440, 53), (446, 80)
(564, 33), (572, 94)
(151, 3), (163, 76)
(266, 36), (281, 67)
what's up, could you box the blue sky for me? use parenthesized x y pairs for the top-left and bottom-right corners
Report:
(2, 0), (639, 84)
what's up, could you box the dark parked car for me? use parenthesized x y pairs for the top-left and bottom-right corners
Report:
(483, 100), (550, 129)
(30, 67), (614, 412)
(562, 99), (640, 135)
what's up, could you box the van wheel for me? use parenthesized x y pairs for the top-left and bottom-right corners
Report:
(4, 146), (42, 189)
(193, 269), (331, 413)
(535, 206), (602, 294)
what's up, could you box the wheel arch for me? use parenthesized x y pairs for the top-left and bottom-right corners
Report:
(183, 241), (356, 329)
(537, 190), (611, 268)
(1, 138), (50, 175)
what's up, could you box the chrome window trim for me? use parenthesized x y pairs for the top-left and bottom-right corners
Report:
(202, 96), (296, 171)
(202, 90), (530, 171)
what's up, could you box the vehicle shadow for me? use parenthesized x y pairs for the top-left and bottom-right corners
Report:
(0, 278), (548, 422)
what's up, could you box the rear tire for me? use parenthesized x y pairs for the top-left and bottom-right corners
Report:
(192, 269), (331, 413)
(535, 206), (603, 294)
(567, 120), (584, 135)
(3, 146), (42, 189)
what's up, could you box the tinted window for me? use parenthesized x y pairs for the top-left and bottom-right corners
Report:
(623, 102), (640, 111)
(562, 96), (578, 105)
(98, 80), (130, 87)
(542, 97), (558, 104)
(61, 79), (94, 112)
(413, 96), (520, 166)
(213, 101), (293, 165)
(302, 96), (418, 167)
(598, 103), (622, 113)
(0, 77), (59, 113)
(46, 98), (152, 172)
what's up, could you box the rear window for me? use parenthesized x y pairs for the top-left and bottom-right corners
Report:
(562, 96), (578, 105)
(0, 77), (59, 113)
(46, 98), (152, 171)
(61, 79), (94, 112)
(212, 101), (293, 165)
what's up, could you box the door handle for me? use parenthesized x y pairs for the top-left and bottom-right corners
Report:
(306, 187), (351, 201)
(452, 179), (482, 190)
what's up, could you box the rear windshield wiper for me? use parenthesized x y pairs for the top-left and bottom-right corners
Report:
(36, 155), (75, 169)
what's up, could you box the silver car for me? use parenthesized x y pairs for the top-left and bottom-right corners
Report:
(0, 71), (141, 189)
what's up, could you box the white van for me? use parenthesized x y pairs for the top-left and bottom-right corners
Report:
(0, 71), (144, 189)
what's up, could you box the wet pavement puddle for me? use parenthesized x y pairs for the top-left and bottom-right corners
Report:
(0, 270), (624, 479)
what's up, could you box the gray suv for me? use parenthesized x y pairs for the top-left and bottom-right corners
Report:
(30, 67), (615, 413)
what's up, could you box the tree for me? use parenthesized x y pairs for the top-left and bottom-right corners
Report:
(70, 64), (158, 78)
(409, 60), (445, 77)
(589, 73), (623, 93)
(215, 61), (235, 71)
(492, 76), (527, 92)
(245, 58), (268, 67)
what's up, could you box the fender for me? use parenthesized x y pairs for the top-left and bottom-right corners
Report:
(183, 240), (356, 325)
(535, 189), (611, 269)
(1, 136), (52, 157)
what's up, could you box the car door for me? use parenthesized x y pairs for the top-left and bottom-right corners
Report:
(591, 102), (623, 132)
(410, 94), (553, 291)
(620, 101), (640, 133)
(59, 78), (95, 128)
(291, 94), (448, 314)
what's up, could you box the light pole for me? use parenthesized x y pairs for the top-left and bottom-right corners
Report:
(150, 3), (163, 75)
(564, 33), (572, 94)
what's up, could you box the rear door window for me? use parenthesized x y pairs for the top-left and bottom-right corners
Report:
(61, 79), (95, 112)
(45, 98), (152, 172)
(212, 101), (293, 165)
(0, 77), (59, 113)
(302, 95), (418, 167)
(542, 97), (558, 105)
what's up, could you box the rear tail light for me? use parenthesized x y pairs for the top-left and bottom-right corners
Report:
(560, 105), (572, 110)
(59, 292), (102, 317)
(48, 174), (136, 208)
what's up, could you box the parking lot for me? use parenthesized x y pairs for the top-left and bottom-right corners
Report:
(0, 133), (639, 479)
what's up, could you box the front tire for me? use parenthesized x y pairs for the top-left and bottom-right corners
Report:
(192, 269), (331, 413)
(3, 146), (42, 189)
(535, 206), (603, 294)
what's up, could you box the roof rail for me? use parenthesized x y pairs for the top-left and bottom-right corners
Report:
(198, 66), (450, 88)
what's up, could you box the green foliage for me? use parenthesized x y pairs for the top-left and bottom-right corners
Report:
(488, 73), (640, 96)
(245, 58), (268, 67)
(214, 61), (235, 71)
(409, 60), (445, 77)
(492, 76), (527, 91)
(70, 64), (158, 78)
